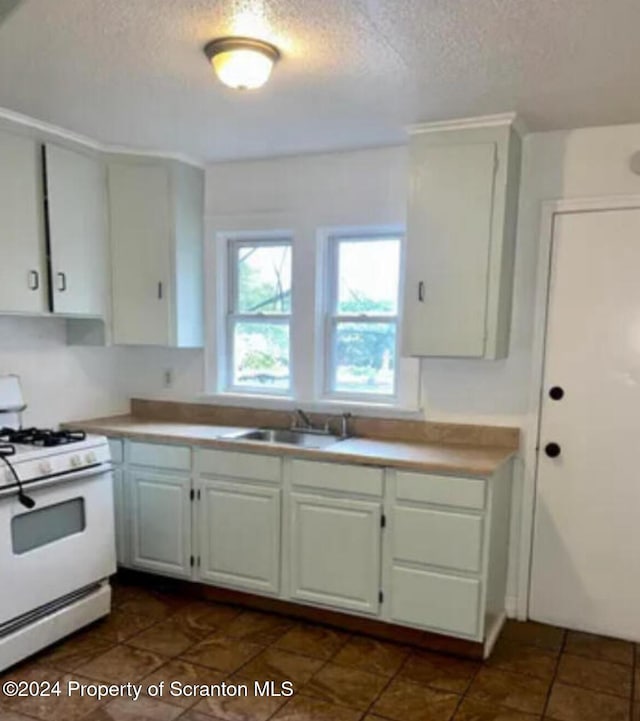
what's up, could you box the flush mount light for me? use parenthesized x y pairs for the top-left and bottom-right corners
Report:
(203, 36), (280, 90)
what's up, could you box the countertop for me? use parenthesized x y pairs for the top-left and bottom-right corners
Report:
(66, 415), (516, 477)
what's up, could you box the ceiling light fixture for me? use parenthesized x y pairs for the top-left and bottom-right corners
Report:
(203, 36), (280, 90)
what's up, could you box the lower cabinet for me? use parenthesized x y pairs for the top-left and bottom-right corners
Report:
(289, 492), (382, 615)
(129, 469), (192, 579)
(112, 467), (127, 566)
(198, 479), (281, 595)
(106, 437), (511, 652)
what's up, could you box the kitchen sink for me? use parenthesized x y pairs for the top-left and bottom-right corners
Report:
(236, 428), (343, 449)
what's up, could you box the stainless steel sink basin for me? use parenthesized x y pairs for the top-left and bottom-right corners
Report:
(236, 428), (342, 449)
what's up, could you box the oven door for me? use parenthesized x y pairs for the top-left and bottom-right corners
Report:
(0, 468), (116, 625)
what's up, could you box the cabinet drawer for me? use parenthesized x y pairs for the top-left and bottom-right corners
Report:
(291, 460), (383, 497)
(128, 441), (191, 471)
(197, 449), (281, 483)
(396, 471), (485, 510)
(393, 507), (483, 573)
(108, 438), (123, 465)
(390, 566), (481, 638)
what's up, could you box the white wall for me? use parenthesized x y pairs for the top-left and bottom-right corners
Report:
(0, 316), (127, 426)
(204, 145), (537, 428)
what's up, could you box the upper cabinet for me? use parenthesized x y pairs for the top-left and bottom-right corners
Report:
(402, 115), (522, 359)
(107, 158), (204, 347)
(0, 130), (47, 314)
(45, 144), (109, 317)
(0, 129), (110, 320)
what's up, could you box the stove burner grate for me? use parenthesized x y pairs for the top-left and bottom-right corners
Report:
(0, 428), (87, 447)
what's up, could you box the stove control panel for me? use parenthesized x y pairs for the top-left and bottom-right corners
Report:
(1, 439), (111, 486)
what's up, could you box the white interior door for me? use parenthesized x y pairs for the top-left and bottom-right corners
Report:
(530, 207), (640, 640)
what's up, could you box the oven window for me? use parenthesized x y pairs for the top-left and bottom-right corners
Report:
(11, 498), (86, 554)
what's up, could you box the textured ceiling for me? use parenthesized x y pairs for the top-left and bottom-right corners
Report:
(0, 0), (639, 160)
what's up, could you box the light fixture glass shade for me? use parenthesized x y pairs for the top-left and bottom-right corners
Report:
(212, 48), (274, 89)
(204, 37), (280, 90)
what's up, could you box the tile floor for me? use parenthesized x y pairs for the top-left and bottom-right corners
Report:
(0, 577), (637, 721)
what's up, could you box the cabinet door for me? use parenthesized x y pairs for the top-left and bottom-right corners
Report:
(0, 130), (46, 313)
(390, 566), (481, 638)
(403, 141), (496, 357)
(112, 467), (130, 567)
(289, 493), (381, 615)
(129, 469), (191, 578)
(199, 480), (280, 595)
(108, 162), (172, 345)
(46, 144), (109, 316)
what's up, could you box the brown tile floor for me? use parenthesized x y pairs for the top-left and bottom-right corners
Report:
(0, 577), (638, 721)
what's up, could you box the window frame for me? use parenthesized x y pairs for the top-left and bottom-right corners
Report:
(321, 231), (403, 404)
(225, 235), (293, 396)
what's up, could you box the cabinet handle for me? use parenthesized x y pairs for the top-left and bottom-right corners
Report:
(57, 272), (67, 292)
(157, 282), (163, 300)
(418, 281), (425, 302)
(28, 270), (39, 291)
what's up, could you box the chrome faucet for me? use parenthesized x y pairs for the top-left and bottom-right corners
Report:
(292, 408), (314, 430)
(339, 412), (353, 439)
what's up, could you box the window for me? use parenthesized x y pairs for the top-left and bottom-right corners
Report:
(324, 234), (402, 399)
(226, 238), (292, 394)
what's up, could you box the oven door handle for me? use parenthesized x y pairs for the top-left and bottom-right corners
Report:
(0, 465), (112, 501)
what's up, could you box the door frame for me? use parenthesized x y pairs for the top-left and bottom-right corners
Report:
(518, 194), (640, 620)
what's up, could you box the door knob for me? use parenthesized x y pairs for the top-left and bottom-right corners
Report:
(544, 442), (561, 458)
(549, 386), (564, 400)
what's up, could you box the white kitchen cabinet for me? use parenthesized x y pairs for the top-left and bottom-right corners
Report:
(289, 492), (382, 615)
(102, 433), (512, 655)
(107, 438), (129, 568)
(402, 115), (522, 359)
(112, 467), (127, 566)
(45, 144), (109, 317)
(384, 463), (512, 647)
(128, 469), (192, 579)
(108, 157), (204, 346)
(198, 479), (281, 595)
(0, 129), (47, 313)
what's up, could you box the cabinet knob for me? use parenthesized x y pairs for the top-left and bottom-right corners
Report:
(549, 386), (564, 400)
(544, 442), (561, 458)
(418, 281), (425, 302)
(57, 272), (67, 292)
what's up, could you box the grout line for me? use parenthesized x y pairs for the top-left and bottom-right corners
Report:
(631, 643), (636, 721)
(540, 627), (567, 719)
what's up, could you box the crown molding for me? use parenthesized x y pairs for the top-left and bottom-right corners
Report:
(0, 105), (205, 168)
(407, 112), (527, 138)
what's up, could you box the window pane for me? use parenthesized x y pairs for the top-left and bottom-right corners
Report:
(232, 321), (290, 391)
(332, 322), (396, 395)
(236, 244), (292, 313)
(336, 238), (400, 314)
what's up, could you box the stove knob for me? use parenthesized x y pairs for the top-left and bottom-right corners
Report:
(85, 451), (97, 464)
(70, 455), (82, 468)
(39, 461), (52, 475)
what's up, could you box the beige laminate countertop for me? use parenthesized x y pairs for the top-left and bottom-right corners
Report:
(66, 415), (516, 478)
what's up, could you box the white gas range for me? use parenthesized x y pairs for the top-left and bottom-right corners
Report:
(0, 376), (116, 671)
